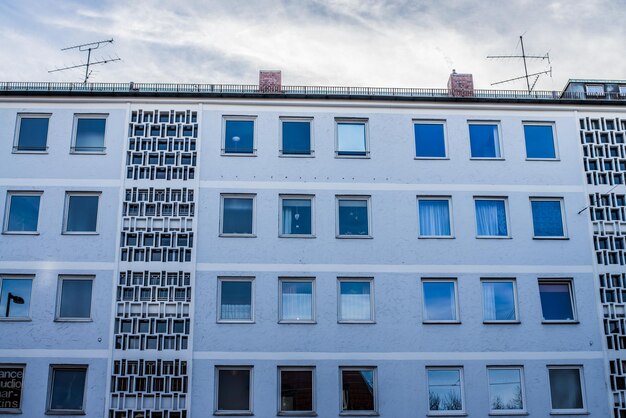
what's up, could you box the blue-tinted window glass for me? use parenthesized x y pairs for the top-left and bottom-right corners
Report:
(415, 123), (446, 158)
(531, 200), (564, 237)
(0, 279), (32, 318)
(340, 281), (372, 321)
(220, 281), (252, 320)
(59, 279), (93, 318)
(423, 281), (456, 321)
(66, 195), (99, 232)
(549, 369), (583, 410)
(337, 123), (366, 155)
(469, 124), (500, 158)
(488, 369), (523, 411)
(419, 200), (451, 236)
(524, 125), (555, 159)
(75, 118), (106, 151)
(50, 369), (86, 410)
(539, 283), (574, 320)
(282, 121), (311, 155)
(17, 117), (49, 151)
(222, 198), (254, 234)
(281, 281), (313, 321)
(282, 199), (312, 235)
(483, 282), (516, 321)
(475, 200), (507, 236)
(427, 369), (463, 411)
(338, 200), (369, 236)
(224, 120), (254, 154)
(7, 195), (40, 232)
(218, 369), (250, 411)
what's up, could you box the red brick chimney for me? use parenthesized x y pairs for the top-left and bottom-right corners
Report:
(259, 70), (282, 93)
(447, 70), (474, 97)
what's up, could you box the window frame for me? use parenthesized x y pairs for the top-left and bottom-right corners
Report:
(46, 364), (88, 415)
(279, 194), (315, 238)
(219, 193), (257, 238)
(279, 117), (314, 157)
(335, 195), (372, 239)
(277, 366), (316, 416)
(417, 196), (454, 239)
(538, 279), (578, 324)
(413, 119), (448, 160)
(546, 365), (587, 414)
(335, 118), (370, 158)
(217, 277), (255, 324)
(421, 278), (460, 324)
(222, 115), (257, 156)
(339, 366), (378, 415)
(278, 277), (316, 324)
(62, 192), (101, 235)
(522, 121), (559, 161)
(70, 113), (108, 154)
(467, 121), (504, 160)
(529, 197), (568, 239)
(214, 365), (254, 415)
(337, 277), (375, 324)
(473, 197), (510, 239)
(426, 366), (466, 416)
(3, 191), (42, 235)
(486, 366), (527, 415)
(481, 278), (519, 324)
(0, 275), (33, 321)
(619, 86), (626, 97)
(55, 275), (95, 322)
(585, 84), (605, 96)
(13, 113), (51, 154)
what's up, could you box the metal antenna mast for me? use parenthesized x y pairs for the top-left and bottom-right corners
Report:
(48, 39), (121, 83)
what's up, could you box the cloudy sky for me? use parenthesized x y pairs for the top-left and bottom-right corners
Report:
(0, 0), (624, 90)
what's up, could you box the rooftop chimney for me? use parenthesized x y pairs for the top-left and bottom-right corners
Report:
(447, 69), (474, 97)
(259, 70), (282, 93)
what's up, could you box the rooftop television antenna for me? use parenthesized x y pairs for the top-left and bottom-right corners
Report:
(48, 39), (121, 83)
(487, 35), (551, 92)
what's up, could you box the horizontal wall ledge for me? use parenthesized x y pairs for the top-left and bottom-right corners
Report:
(0, 178), (122, 187)
(0, 261), (116, 270)
(0, 349), (109, 358)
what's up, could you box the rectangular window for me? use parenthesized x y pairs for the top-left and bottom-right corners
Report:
(414, 121), (446, 158)
(338, 279), (374, 323)
(279, 279), (314, 323)
(487, 367), (525, 413)
(220, 194), (255, 236)
(524, 123), (557, 159)
(469, 122), (501, 158)
(530, 198), (566, 238)
(280, 195), (314, 237)
(474, 198), (508, 237)
(218, 278), (254, 322)
(279, 367), (315, 414)
(72, 115), (107, 153)
(585, 85), (605, 96)
(427, 367), (465, 413)
(47, 365), (87, 413)
(548, 366), (586, 412)
(281, 118), (313, 156)
(340, 367), (377, 413)
(3, 192), (41, 233)
(64, 193), (100, 234)
(539, 280), (576, 322)
(336, 119), (368, 157)
(0, 364), (25, 413)
(223, 117), (256, 155)
(482, 280), (518, 322)
(619, 86), (626, 97)
(57, 276), (94, 320)
(336, 196), (371, 238)
(0, 277), (32, 319)
(215, 367), (252, 414)
(418, 197), (452, 238)
(14, 114), (50, 152)
(422, 279), (458, 323)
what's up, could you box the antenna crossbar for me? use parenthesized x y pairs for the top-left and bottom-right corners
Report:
(49, 39), (120, 83)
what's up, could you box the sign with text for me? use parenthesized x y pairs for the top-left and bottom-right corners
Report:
(0, 366), (24, 412)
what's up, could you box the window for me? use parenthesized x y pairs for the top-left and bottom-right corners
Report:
(14, 114), (49, 152)
(475, 198), (508, 237)
(0, 277), (32, 319)
(418, 197), (452, 238)
(538, 280), (576, 322)
(280, 195), (314, 237)
(223, 117), (255, 155)
(63, 193), (100, 234)
(3, 192), (41, 233)
(281, 118), (313, 156)
(340, 367), (377, 414)
(422, 280), (458, 323)
(215, 367), (252, 414)
(0, 364), (25, 413)
(548, 366), (586, 412)
(427, 367), (465, 414)
(218, 278), (254, 322)
(72, 115), (107, 153)
(336, 119), (368, 157)
(619, 86), (626, 97)
(523, 123), (557, 159)
(220, 194), (255, 236)
(338, 279), (374, 323)
(585, 84), (605, 96)
(487, 367), (525, 413)
(57, 277), (94, 320)
(279, 279), (314, 323)
(336, 196), (371, 238)
(530, 198), (566, 238)
(47, 365), (87, 413)
(469, 122), (501, 158)
(482, 280), (518, 322)
(279, 367), (315, 414)
(414, 121), (446, 158)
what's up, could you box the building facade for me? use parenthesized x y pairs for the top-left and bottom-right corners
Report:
(0, 73), (624, 417)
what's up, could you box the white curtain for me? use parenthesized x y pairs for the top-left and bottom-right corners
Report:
(282, 283), (312, 320)
(341, 293), (371, 320)
(483, 283), (497, 321)
(221, 303), (251, 320)
(476, 200), (507, 236)
(419, 200), (450, 236)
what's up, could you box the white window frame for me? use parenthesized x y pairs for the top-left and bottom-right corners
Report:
(473, 197), (510, 239)
(413, 119), (448, 160)
(219, 193), (257, 238)
(277, 366), (316, 416)
(538, 279), (578, 323)
(71, 113), (108, 154)
(279, 194), (315, 238)
(421, 278), (460, 324)
(279, 117), (314, 157)
(0, 275), (33, 321)
(481, 278), (519, 324)
(55, 275), (95, 322)
(339, 366), (378, 415)
(278, 277), (316, 324)
(335, 195), (372, 239)
(335, 118), (370, 158)
(486, 366), (526, 415)
(13, 113), (51, 154)
(214, 366), (253, 415)
(585, 84), (605, 96)
(522, 121), (559, 161)
(62, 192), (101, 235)
(222, 115), (257, 156)
(217, 277), (255, 323)
(46, 364), (88, 415)
(467, 121), (504, 160)
(3, 191), (42, 235)
(417, 196), (454, 239)
(529, 197), (568, 239)
(546, 365), (587, 414)
(426, 366), (466, 416)
(0, 363), (25, 413)
(337, 277), (375, 324)
(619, 86), (626, 97)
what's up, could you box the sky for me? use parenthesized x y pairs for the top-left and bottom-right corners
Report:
(0, 0), (625, 90)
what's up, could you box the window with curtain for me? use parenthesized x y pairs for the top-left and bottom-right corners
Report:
(337, 198), (369, 236)
(539, 281), (575, 321)
(280, 280), (313, 322)
(418, 199), (451, 237)
(339, 280), (372, 322)
(548, 367), (585, 411)
(336, 121), (367, 156)
(281, 198), (312, 236)
(224, 119), (255, 154)
(531, 199), (565, 237)
(280, 368), (314, 413)
(221, 196), (254, 235)
(427, 368), (464, 412)
(488, 368), (524, 411)
(524, 124), (556, 159)
(58, 278), (93, 319)
(341, 368), (376, 412)
(16, 115), (49, 151)
(475, 199), (508, 237)
(482, 281), (517, 321)
(414, 122), (446, 158)
(469, 123), (500, 158)
(282, 120), (312, 155)
(5, 193), (41, 233)
(219, 280), (252, 321)
(216, 367), (252, 413)
(422, 281), (457, 322)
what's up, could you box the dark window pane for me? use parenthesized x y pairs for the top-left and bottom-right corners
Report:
(342, 370), (375, 411)
(222, 198), (253, 234)
(475, 200), (507, 236)
(337, 123), (366, 155)
(338, 200), (368, 236)
(531, 201), (564, 237)
(415, 123), (446, 157)
(59, 280), (93, 318)
(469, 124), (500, 158)
(0, 279), (32, 318)
(66, 195), (99, 232)
(281, 370), (313, 412)
(7, 195), (40, 232)
(423, 282), (456, 321)
(224, 120), (254, 153)
(282, 199), (312, 235)
(539, 283), (574, 320)
(524, 125), (555, 159)
(50, 369), (86, 410)
(283, 121), (311, 155)
(75, 118), (106, 151)
(549, 369), (583, 410)
(17, 117), (48, 151)
(217, 369), (250, 411)
(220, 281), (252, 320)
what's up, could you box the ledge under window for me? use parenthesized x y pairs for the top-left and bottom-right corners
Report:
(532, 236), (569, 240)
(542, 320), (579, 325)
(2, 231), (40, 236)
